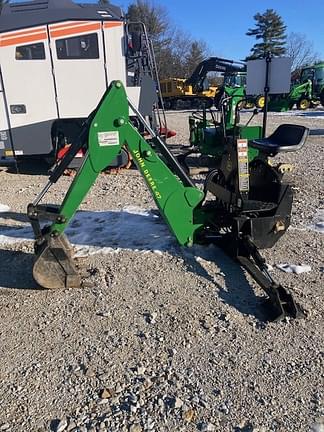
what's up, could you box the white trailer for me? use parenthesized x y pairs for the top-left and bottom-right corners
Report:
(0, 0), (158, 163)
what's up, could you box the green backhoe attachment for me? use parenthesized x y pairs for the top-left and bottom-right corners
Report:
(28, 81), (308, 321)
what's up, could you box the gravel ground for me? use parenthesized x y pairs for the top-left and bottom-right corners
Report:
(0, 109), (323, 432)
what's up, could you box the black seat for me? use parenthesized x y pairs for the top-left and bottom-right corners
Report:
(250, 124), (309, 156)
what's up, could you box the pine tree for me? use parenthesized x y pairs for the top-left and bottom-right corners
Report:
(185, 41), (207, 76)
(246, 9), (287, 59)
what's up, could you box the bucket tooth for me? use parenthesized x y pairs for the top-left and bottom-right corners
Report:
(33, 234), (80, 289)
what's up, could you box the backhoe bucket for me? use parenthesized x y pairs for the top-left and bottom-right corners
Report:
(33, 234), (80, 289)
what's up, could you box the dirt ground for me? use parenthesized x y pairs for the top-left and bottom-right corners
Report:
(0, 109), (323, 432)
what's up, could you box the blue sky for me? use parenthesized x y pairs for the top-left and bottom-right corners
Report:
(117, 0), (324, 60)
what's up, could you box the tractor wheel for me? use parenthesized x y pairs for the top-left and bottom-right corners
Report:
(244, 99), (255, 109)
(310, 100), (320, 108)
(297, 98), (310, 110)
(164, 99), (171, 110)
(255, 95), (266, 109)
(320, 91), (324, 108)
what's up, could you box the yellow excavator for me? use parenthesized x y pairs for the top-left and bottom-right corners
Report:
(160, 57), (246, 110)
(160, 77), (218, 110)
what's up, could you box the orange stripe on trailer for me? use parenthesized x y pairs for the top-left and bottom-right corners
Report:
(50, 22), (101, 38)
(0, 32), (47, 47)
(49, 21), (90, 30)
(0, 27), (46, 40)
(103, 22), (123, 29)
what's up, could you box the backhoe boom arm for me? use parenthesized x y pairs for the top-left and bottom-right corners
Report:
(29, 81), (204, 254)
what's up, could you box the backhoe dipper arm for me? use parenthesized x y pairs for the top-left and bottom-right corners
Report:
(185, 57), (245, 91)
(28, 81), (204, 289)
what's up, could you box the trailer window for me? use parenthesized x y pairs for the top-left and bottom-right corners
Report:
(15, 43), (45, 60)
(56, 33), (99, 60)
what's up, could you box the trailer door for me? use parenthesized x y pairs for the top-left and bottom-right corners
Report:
(49, 21), (107, 118)
(0, 27), (58, 155)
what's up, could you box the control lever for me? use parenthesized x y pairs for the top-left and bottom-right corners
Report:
(244, 107), (259, 128)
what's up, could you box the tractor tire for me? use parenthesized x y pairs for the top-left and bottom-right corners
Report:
(244, 99), (255, 109)
(255, 95), (266, 109)
(297, 98), (310, 110)
(310, 100), (320, 108)
(164, 99), (171, 110)
(320, 91), (324, 108)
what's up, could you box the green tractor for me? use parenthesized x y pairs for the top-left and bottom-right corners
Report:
(222, 71), (254, 109)
(256, 63), (324, 112)
(189, 86), (262, 160)
(222, 71), (267, 109)
(265, 79), (314, 112)
(299, 63), (324, 107)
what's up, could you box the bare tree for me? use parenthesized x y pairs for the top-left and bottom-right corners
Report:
(286, 32), (319, 72)
(127, 0), (173, 78)
(127, 0), (210, 79)
(127, 0), (170, 45)
(162, 31), (207, 78)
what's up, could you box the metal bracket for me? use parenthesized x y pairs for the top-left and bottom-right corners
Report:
(237, 235), (304, 321)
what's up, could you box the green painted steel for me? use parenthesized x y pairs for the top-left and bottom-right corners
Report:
(189, 87), (262, 161)
(300, 63), (324, 104)
(50, 155), (99, 236)
(223, 86), (245, 129)
(50, 81), (204, 246)
(268, 79), (313, 112)
(239, 126), (261, 161)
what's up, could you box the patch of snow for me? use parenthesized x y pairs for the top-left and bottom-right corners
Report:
(0, 207), (175, 255)
(310, 422), (324, 432)
(276, 263), (311, 274)
(0, 224), (33, 244)
(0, 207), (228, 268)
(68, 206), (175, 256)
(0, 203), (10, 212)
(272, 109), (324, 119)
(308, 209), (324, 233)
